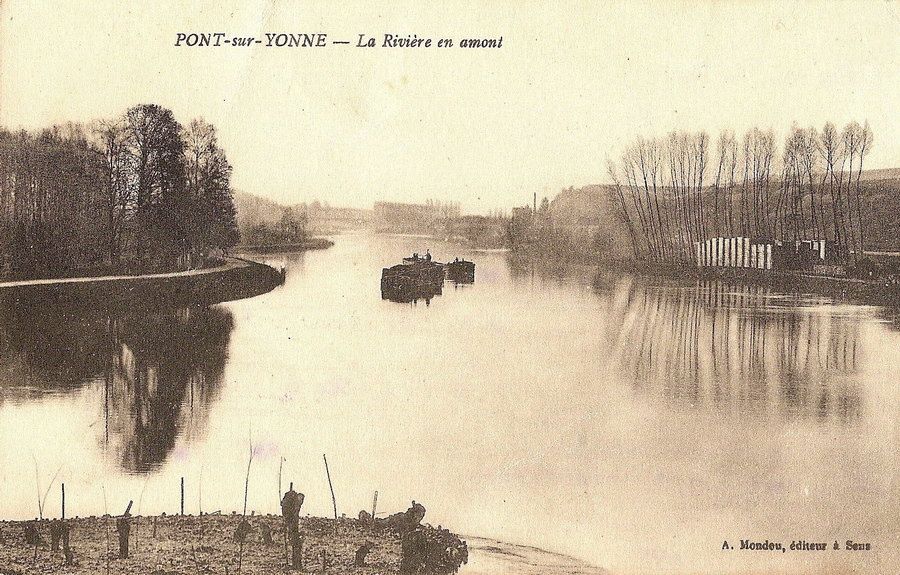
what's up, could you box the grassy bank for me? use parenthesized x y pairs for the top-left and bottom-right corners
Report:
(0, 514), (467, 575)
(0, 258), (284, 313)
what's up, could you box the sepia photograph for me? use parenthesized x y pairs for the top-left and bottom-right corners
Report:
(0, 1), (897, 574)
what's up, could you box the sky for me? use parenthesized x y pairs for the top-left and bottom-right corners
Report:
(1, 1), (898, 213)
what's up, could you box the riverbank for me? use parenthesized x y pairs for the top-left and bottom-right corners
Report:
(606, 258), (900, 307)
(0, 258), (283, 312)
(236, 238), (335, 254)
(462, 537), (608, 575)
(0, 514), (467, 575)
(509, 248), (900, 310)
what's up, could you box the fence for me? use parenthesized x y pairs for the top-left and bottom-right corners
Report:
(695, 237), (773, 270)
(694, 238), (836, 271)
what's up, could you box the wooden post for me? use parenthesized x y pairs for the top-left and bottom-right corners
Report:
(278, 458), (283, 508)
(283, 480), (292, 567)
(323, 455), (337, 520)
(281, 481), (303, 571)
(61, 484), (65, 520)
(180, 477), (184, 516)
(117, 500), (133, 559)
(62, 521), (72, 565)
(371, 491), (378, 526)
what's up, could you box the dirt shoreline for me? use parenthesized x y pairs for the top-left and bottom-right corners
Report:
(0, 514), (467, 575)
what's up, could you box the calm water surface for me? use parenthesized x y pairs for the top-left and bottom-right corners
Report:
(1, 233), (898, 574)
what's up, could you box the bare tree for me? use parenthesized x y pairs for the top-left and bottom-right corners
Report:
(608, 120), (872, 265)
(123, 104), (188, 267)
(606, 160), (640, 257)
(712, 131), (731, 236)
(820, 122), (843, 248)
(93, 119), (133, 265)
(798, 126), (820, 240)
(854, 121), (873, 255)
(183, 118), (240, 253)
(842, 122), (861, 259)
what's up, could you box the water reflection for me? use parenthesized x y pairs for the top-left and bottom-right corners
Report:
(0, 310), (111, 398)
(0, 304), (233, 472)
(593, 274), (865, 423)
(381, 281), (443, 304)
(505, 253), (584, 285)
(1, 236), (896, 573)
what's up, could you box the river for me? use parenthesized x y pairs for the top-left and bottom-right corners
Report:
(0, 232), (897, 574)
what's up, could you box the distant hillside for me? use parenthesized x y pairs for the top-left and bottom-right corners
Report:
(545, 170), (900, 256)
(859, 168), (900, 182)
(857, 177), (900, 251)
(548, 185), (632, 258)
(233, 191), (374, 239)
(233, 191), (288, 231)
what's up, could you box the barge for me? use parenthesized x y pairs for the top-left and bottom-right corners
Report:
(381, 252), (476, 302)
(446, 258), (475, 283)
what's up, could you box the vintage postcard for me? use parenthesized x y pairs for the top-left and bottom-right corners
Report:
(0, 1), (897, 574)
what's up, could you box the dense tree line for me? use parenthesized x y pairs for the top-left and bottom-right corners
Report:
(503, 196), (611, 262)
(607, 121), (873, 263)
(240, 206), (308, 246)
(0, 104), (239, 279)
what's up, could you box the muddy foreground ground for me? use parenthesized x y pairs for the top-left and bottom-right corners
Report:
(0, 514), (466, 574)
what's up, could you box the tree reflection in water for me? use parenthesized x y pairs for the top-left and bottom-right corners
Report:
(0, 304), (233, 473)
(592, 273), (866, 423)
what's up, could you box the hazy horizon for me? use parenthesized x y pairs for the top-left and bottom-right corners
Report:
(1, 1), (897, 213)
(232, 165), (900, 214)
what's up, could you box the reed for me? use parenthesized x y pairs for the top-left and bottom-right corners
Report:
(236, 433), (256, 574)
